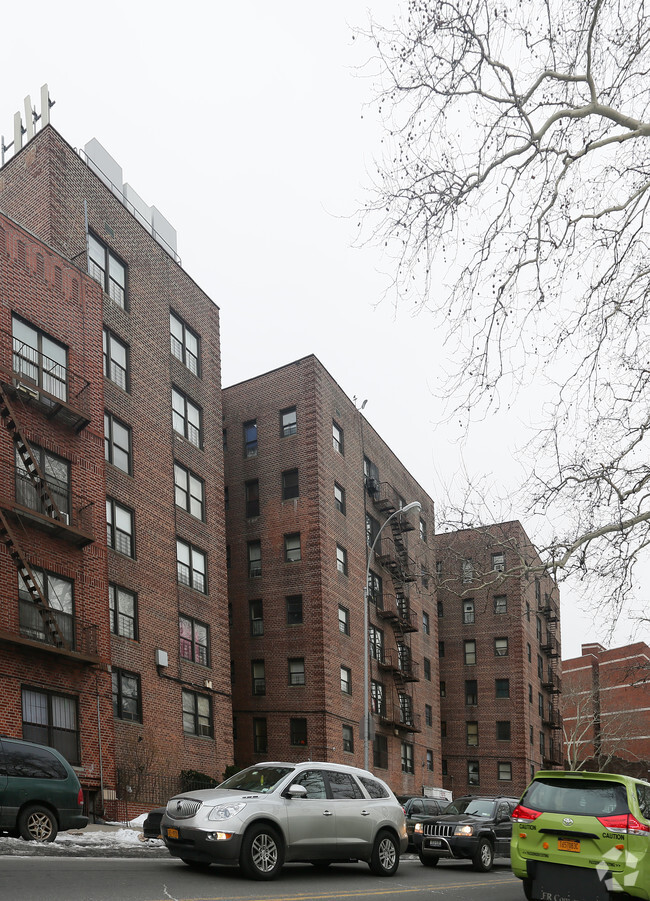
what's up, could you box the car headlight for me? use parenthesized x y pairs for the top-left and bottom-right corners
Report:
(207, 802), (247, 821)
(414, 823), (424, 834)
(454, 824), (474, 836)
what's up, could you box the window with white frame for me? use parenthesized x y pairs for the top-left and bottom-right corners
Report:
(109, 584), (137, 639)
(462, 558), (474, 583)
(172, 388), (202, 448)
(280, 406), (297, 437)
(176, 539), (207, 592)
(88, 233), (126, 307)
(288, 658), (305, 685)
(492, 551), (505, 571)
(248, 540), (262, 578)
(284, 532), (301, 562)
(104, 413), (132, 474)
(463, 599), (475, 624)
(401, 741), (414, 774)
(106, 498), (134, 557)
(340, 665), (352, 694)
(336, 544), (348, 575)
(174, 463), (204, 520)
(498, 761), (512, 781)
(249, 599), (263, 636)
(467, 721), (479, 746)
(252, 660), (266, 695)
(334, 482), (346, 514)
(332, 420), (344, 454)
(170, 310), (200, 375)
(464, 639), (476, 665)
(103, 329), (129, 391)
(426, 749), (434, 771)
(494, 594), (507, 614)
(495, 637), (509, 657)
(338, 605), (350, 635)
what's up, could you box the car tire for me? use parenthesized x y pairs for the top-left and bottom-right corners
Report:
(418, 852), (439, 867)
(522, 878), (534, 901)
(472, 837), (494, 872)
(18, 805), (58, 842)
(181, 859), (212, 871)
(369, 830), (400, 876)
(240, 824), (284, 880)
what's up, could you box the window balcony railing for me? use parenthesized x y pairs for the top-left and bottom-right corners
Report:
(4, 467), (94, 547)
(8, 597), (100, 663)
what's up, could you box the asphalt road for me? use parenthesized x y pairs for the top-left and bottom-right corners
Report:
(0, 857), (525, 901)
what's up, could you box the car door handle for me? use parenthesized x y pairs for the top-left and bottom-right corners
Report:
(323, 810), (333, 816)
(361, 810), (370, 816)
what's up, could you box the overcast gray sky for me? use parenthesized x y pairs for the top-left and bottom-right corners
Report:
(2, 0), (646, 658)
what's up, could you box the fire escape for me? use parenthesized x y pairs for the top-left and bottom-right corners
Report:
(368, 479), (421, 734)
(0, 355), (99, 664)
(540, 590), (562, 766)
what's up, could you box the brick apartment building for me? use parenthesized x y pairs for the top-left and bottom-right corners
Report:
(222, 356), (441, 793)
(436, 522), (562, 796)
(0, 122), (232, 814)
(562, 641), (650, 775)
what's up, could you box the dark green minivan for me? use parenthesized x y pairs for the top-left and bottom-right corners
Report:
(0, 737), (87, 841)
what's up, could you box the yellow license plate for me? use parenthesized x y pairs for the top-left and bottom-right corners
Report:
(558, 839), (580, 853)
(167, 827), (179, 839)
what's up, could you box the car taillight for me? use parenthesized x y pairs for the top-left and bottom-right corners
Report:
(77, 788), (84, 808)
(597, 814), (650, 834)
(512, 804), (541, 822)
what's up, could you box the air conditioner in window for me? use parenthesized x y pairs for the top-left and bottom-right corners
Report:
(494, 563), (505, 572)
(16, 381), (39, 400)
(58, 512), (70, 526)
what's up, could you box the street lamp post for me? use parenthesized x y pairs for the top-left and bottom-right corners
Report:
(363, 500), (422, 771)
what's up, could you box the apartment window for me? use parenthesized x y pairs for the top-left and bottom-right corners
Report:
(371, 680), (385, 716)
(463, 599), (475, 624)
(172, 388), (202, 447)
(535, 578), (542, 605)
(442, 759), (448, 776)
(399, 693), (414, 726)
(467, 721), (479, 747)
(244, 420), (258, 457)
(336, 544), (348, 575)
(498, 762), (513, 781)
(527, 642), (532, 662)
(540, 732), (546, 756)
(462, 558), (474, 583)
(526, 601), (531, 621)
(286, 594), (303, 624)
(426, 749), (434, 771)
(290, 717), (307, 746)
(112, 669), (141, 722)
(492, 552), (505, 572)
(422, 610), (430, 634)
(174, 463), (204, 520)
(340, 665), (352, 694)
(468, 761), (480, 786)
(369, 625), (383, 660)
(280, 406), (297, 437)
(530, 725), (534, 745)
(423, 657), (431, 681)
(245, 479), (260, 517)
(252, 660), (266, 695)
(182, 690), (213, 737)
(374, 734), (388, 769)
(401, 741), (414, 774)
(435, 560), (443, 578)
(494, 595), (507, 614)
(250, 599), (263, 636)
(537, 654), (544, 679)
(437, 600), (443, 616)
(15, 444), (70, 520)
(248, 540), (262, 578)
(170, 310), (200, 375)
(22, 688), (80, 765)
(419, 518), (428, 543)
(425, 704), (433, 727)
(536, 616), (543, 642)
(529, 683), (533, 703)
(440, 680), (446, 698)
(342, 724), (354, 753)
(284, 532), (301, 562)
(441, 721), (447, 738)
(334, 482), (346, 514)
(464, 639), (476, 665)
(538, 692), (544, 717)
(109, 584), (137, 639)
(103, 329), (129, 391)
(496, 721), (511, 741)
(179, 615), (209, 666)
(288, 658), (305, 686)
(466, 679), (478, 706)
(495, 678), (510, 699)
(332, 420), (344, 454)
(495, 637), (509, 657)
(368, 571), (382, 604)
(253, 718), (268, 753)
(88, 233), (126, 307)
(338, 605), (350, 635)
(176, 539), (207, 592)
(366, 513), (380, 548)
(364, 455), (380, 488)
(12, 315), (68, 401)
(106, 499), (134, 557)
(18, 567), (73, 647)
(439, 640), (445, 657)
(104, 413), (132, 474)
(282, 468), (299, 500)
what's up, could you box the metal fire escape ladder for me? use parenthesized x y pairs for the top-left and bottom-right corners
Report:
(0, 385), (64, 522)
(0, 510), (68, 649)
(541, 593), (562, 732)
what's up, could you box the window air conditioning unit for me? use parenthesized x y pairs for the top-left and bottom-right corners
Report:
(494, 563), (505, 572)
(59, 512), (70, 526)
(16, 381), (39, 399)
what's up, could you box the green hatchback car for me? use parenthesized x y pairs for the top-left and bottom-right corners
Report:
(511, 770), (650, 901)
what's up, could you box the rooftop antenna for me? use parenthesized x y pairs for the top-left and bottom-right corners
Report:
(1, 83), (54, 165)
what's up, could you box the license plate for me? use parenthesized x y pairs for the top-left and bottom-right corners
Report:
(427, 839), (442, 848)
(558, 839), (580, 853)
(167, 827), (179, 840)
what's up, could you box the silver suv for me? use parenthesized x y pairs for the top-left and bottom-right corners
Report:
(161, 761), (407, 880)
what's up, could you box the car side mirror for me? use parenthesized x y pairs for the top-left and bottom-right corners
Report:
(287, 784), (308, 799)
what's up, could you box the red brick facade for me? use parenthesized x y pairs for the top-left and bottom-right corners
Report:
(0, 126), (232, 815)
(562, 641), (650, 774)
(436, 523), (562, 797)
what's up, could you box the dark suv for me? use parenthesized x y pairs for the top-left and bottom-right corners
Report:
(414, 795), (519, 871)
(402, 797), (446, 851)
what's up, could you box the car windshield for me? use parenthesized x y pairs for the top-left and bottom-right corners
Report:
(443, 798), (496, 817)
(522, 778), (629, 817)
(217, 765), (295, 794)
